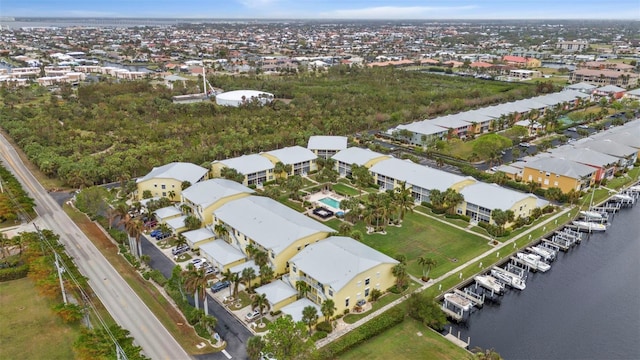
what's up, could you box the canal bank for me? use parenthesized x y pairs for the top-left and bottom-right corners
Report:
(446, 187), (640, 359)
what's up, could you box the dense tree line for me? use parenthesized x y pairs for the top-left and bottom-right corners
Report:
(0, 68), (535, 187)
(0, 164), (36, 222)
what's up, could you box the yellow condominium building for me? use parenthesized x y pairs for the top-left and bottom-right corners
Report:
(211, 154), (275, 186)
(212, 196), (334, 275)
(181, 178), (254, 226)
(456, 182), (545, 226)
(331, 147), (391, 177)
(136, 162), (208, 201)
(522, 157), (595, 193)
(287, 236), (398, 315)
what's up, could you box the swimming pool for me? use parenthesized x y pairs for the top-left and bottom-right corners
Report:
(319, 197), (341, 209)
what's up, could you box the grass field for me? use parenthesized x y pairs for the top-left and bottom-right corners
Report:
(332, 183), (360, 196)
(63, 205), (216, 355)
(338, 317), (472, 360)
(354, 211), (490, 279)
(0, 278), (79, 360)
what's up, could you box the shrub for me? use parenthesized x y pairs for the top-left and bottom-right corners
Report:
(369, 288), (382, 302)
(269, 310), (282, 316)
(148, 270), (168, 286)
(0, 263), (29, 281)
(316, 321), (333, 333)
(318, 306), (405, 358)
(142, 271), (151, 280)
(312, 331), (328, 341)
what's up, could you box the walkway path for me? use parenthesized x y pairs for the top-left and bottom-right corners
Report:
(413, 208), (493, 241)
(316, 205), (573, 348)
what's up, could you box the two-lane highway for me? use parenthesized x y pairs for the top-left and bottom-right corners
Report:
(0, 134), (191, 360)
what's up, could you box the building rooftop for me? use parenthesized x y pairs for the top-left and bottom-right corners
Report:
(331, 147), (387, 166)
(199, 239), (246, 267)
(182, 228), (215, 244)
(214, 196), (333, 255)
(137, 162), (208, 184)
(154, 206), (182, 220)
(264, 145), (317, 165)
(289, 236), (398, 292)
(307, 135), (348, 151)
(255, 279), (297, 306)
(280, 298), (320, 323)
(524, 157), (596, 178)
(370, 158), (472, 191)
(218, 154), (274, 175)
(549, 146), (620, 168)
(182, 178), (254, 209)
(459, 182), (540, 211)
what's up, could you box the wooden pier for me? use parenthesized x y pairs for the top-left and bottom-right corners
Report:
(542, 238), (570, 252)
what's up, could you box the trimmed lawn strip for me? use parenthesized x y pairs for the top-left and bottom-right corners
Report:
(63, 204), (215, 355)
(332, 183), (359, 196)
(342, 282), (418, 324)
(337, 317), (471, 360)
(354, 211), (490, 279)
(0, 278), (79, 360)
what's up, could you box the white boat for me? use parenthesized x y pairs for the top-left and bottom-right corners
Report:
(572, 220), (607, 232)
(528, 245), (556, 262)
(628, 185), (640, 192)
(516, 252), (551, 272)
(474, 275), (504, 294)
(612, 193), (635, 203)
(579, 210), (604, 220)
(444, 292), (473, 311)
(490, 268), (526, 290)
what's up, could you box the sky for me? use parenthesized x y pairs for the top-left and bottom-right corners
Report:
(2, 0), (639, 20)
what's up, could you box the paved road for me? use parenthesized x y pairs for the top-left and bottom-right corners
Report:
(0, 134), (191, 360)
(141, 236), (252, 359)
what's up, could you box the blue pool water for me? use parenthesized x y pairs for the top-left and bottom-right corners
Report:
(319, 197), (341, 209)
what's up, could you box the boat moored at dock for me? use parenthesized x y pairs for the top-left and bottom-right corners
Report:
(516, 252), (551, 272)
(491, 267), (526, 290)
(474, 275), (505, 294)
(572, 220), (607, 232)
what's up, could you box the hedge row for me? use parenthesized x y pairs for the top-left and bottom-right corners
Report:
(318, 306), (405, 359)
(0, 263), (29, 281)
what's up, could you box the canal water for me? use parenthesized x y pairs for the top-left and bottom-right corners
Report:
(448, 201), (640, 359)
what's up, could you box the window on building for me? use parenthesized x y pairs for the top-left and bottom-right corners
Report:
(162, 192), (166, 197)
(365, 278), (370, 286)
(365, 288), (370, 297)
(161, 184), (166, 189)
(328, 289), (333, 297)
(345, 298), (350, 307)
(154, 184), (157, 188)
(292, 265), (296, 273)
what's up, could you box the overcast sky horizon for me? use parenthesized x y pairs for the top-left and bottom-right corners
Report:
(2, 0), (640, 20)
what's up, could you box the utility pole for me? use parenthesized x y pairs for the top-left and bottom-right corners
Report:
(55, 252), (67, 304)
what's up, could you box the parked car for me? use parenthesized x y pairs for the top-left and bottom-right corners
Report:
(519, 142), (531, 148)
(145, 220), (157, 228)
(156, 232), (171, 240)
(211, 281), (230, 293)
(150, 229), (162, 237)
(567, 127), (577, 132)
(172, 244), (189, 256)
(194, 261), (208, 269)
(245, 309), (261, 321)
(191, 258), (204, 266)
(205, 267), (216, 275)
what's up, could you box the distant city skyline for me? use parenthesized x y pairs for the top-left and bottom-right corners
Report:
(3, 0), (639, 20)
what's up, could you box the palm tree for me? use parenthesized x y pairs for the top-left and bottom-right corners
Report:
(167, 190), (176, 202)
(183, 265), (214, 315)
(175, 233), (188, 249)
(199, 315), (218, 336)
(417, 256), (437, 280)
(394, 181), (414, 221)
(246, 336), (265, 360)
(392, 263), (408, 291)
(221, 268), (234, 298)
(273, 161), (290, 182)
(296, 280), (311, 299)
(241, 267), (257, 292)
(443, 189), (464, 215)
(259, 265), (274, 285)
(320, 299), (336, 323)
(124, 216), (144, 258)
(253, 251), (269, 268)
(301, 305), (318, 336)
(251, 293), (271, 325)
(214, 223), (228, 242)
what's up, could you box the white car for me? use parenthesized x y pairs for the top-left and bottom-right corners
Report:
(519, 142), (531, 148)
(245, 309), (261, 321)
(190, 258), (204, 267)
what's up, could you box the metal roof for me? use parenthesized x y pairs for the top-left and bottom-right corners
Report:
(307, 136), (348, 151)
(182, 178), (254, 208)
(460, 182), (539, 211)
(289, 236), (398, 293)
(264, 145), (317, 165)
(370, 158), (471, 191)
(214, 196), (333, 255)
(137, 162), (208, 184)
(331, 147), (387, 165)
(219, 154), (274, 175)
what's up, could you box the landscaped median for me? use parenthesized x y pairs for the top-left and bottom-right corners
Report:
(63, 204), (217, 355)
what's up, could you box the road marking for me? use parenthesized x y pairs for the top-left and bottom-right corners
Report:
(222, 349), (232, 359)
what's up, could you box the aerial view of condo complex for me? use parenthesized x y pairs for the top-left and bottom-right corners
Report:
(1, 1), (639, 359)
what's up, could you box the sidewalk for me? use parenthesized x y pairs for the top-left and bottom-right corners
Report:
(316, 205), (573, 348)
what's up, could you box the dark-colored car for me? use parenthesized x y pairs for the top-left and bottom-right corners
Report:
(211, 281), (230, 293)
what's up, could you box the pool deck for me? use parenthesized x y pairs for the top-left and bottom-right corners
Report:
(307, 191), (346, 213)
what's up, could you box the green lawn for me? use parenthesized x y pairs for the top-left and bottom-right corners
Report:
(0, 278), (79, 360)
(354, 212), (490, 278)
(332, 183), (360, 197)
(337, 317), (471, 360)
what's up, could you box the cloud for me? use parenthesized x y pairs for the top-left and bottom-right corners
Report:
(237, 0), (281, 8)
(321, 5), (479, 19)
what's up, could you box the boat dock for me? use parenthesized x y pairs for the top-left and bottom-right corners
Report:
(454, 288), (484, 308)
(444, 327), (470, 349)
(441, 295), (468, 322)
(542, 237), (570, 252)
